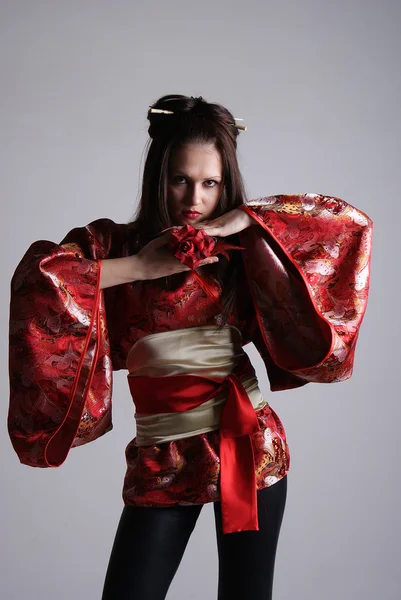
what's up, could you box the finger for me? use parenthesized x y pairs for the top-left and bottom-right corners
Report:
(200, 227), (224, 237)
(152, 228), (179, 246)
(198, 256), (219, 266)
(150, 236), (169, 249)
(159, 225), (183, 235)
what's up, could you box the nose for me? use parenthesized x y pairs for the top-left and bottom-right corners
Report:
(183, 183), (202, 207)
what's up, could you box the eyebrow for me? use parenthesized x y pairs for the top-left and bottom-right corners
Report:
(172, 172), (222, 179)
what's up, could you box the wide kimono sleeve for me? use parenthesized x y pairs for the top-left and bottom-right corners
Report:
(238, 193), (373, 388)
(8, 218), (129, 468)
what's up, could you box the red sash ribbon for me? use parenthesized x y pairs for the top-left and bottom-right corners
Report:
(127, 358), (261, 534)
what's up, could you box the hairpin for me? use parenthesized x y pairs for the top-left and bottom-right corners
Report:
(149, 107), (174, 114)
(148, 107), (247, 130)
(233, 118), (247, 131)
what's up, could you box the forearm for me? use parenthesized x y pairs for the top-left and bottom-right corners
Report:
(99, 255), (145, 289)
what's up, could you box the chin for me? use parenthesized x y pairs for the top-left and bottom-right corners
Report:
(178, 215), (204, 225)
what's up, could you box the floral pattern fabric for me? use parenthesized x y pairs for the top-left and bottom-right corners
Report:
(7, 193), (373, 511)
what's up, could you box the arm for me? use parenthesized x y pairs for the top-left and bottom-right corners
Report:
(100, 230), (219, 289)
(8, 219), (221, 467)
(100, 255), (143, 289)
(8, 218), (121, 467)
(238, 193), (374, 384)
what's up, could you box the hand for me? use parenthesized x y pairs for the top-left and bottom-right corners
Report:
(192, 207), (254, 237)
(134, 228), (219, 281)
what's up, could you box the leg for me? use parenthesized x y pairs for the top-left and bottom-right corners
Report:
(213, 474), (288, 600)
(101, 503), (203, 600)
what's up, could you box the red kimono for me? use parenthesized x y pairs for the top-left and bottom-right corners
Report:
(8, 193), (373, 528)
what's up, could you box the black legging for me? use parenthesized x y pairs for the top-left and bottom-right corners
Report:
(101, 474), (287, 600)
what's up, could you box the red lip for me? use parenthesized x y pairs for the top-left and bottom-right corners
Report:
(182, 210), (201, 217)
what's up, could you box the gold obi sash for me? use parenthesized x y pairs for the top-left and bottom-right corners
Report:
(126, 325), (266, 447)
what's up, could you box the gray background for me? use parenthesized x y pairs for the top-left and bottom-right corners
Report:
(1, 1), (399, 598)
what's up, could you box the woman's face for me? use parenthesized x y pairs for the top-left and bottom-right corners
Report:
(167, 143), (224, 226)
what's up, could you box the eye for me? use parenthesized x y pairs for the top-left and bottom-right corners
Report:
(204, 180), (218, 187)
(170, 175), (186, 185)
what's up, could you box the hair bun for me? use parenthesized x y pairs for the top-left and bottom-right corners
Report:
(147, 94), (243, 142)
(147, 95), (207, 139)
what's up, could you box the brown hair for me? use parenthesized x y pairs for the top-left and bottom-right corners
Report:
(130, 94), (249, 323)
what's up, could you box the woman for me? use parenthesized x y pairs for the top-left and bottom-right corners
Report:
(8, 94), (374, 600)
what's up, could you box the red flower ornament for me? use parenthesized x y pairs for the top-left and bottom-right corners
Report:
(167, 224), (244, 304)
(168, 225), (216, 269)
